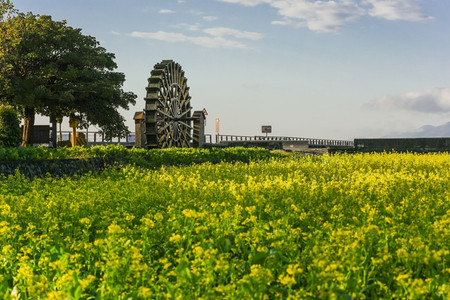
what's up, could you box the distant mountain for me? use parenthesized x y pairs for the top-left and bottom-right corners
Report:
(386, 122), (450, 138)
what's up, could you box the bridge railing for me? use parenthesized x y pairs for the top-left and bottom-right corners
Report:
(205, 134), (354, 147)
(56, 132), (353, 148)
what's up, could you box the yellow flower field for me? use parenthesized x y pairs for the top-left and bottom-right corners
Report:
(0, 151), (449, 299)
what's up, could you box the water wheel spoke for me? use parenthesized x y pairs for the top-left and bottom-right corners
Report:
(157, 109), (173, 120)
(179, 127), (191, 142)
(161, 139), (168, 148)
(159, 121), (171, 133)
(178, 109), (190, 119)
(177, 121), (193, 130)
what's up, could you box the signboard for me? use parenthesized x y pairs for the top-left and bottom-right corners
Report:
(261, 125), (272, 134)
(215, 118), (220, 133)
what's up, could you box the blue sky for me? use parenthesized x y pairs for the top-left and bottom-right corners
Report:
(12, 0), (450, 139)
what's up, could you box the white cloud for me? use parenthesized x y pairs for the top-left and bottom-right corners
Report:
(188, 9), (205, 16)
(190, 36), (248, 49)
(218, 0), (432, 33)
(367, 88), (450, 113)
(172, 23), (201, 31)
(134, 25), (264, 49)
(203, 27), (263, 40)
(158, 9), (175, 14)
(131, 31), (187, 43)
(364, 0), (432, 21)
(203, 16), (218, 22)
(130, 31), (249, 49)
(218, 0), (270, 6)
(270, 0), (364, 33)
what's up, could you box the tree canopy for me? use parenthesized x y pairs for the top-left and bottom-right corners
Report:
(0, 0), (14, 20)
(0, 4), (136, 145)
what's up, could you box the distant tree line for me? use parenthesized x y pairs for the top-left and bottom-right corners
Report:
(0, 0), (136, 146)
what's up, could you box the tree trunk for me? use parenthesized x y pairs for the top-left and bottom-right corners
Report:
(51, 118), (57, 148)
(58, 121), (62, 142)
(22, 107), (35, 147)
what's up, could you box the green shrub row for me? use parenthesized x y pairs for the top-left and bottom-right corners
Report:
(0, 144), (284, 167)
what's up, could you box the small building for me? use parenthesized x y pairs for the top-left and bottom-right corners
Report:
(133, 111), (146, 148)
(192, 110), (206, 148)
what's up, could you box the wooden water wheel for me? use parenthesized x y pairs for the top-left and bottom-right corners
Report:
(144, 60), (193, 148)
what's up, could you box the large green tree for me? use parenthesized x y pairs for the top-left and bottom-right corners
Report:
(0, 7), (136, 146)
